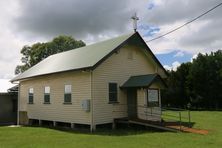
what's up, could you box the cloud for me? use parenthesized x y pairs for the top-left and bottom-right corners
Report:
(174, 51), (185, 57)
(0, 0), (28, 79)
(13, 0), (148, 43)
(0, 79), (16, 92)
(191, 54), (198, 62)
(11, 0), (222, 54)
(164, 61), (181, 71)
(0, 0), (221, 86)
(140, 0), (222, 55)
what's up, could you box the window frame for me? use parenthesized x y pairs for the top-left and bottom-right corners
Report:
(44, 86), (50, 104)
(64, 84), (72, 104)
(28, 88), (34, 104)
(108, 83), (118, 103)
(146, 88), (159, 107)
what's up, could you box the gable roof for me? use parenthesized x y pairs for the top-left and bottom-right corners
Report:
(11, 32), (167, 82)
(121, 74), (167, 88)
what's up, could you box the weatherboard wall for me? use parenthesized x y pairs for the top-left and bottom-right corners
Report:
(19, 71), (91, 124)
(92, 45), (160, 125)
(137, 84), (161, 121)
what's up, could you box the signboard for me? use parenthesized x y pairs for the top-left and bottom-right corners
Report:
(148, 89), (158, 102)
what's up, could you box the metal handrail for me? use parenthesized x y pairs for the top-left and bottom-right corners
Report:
(112, 104), (192, 130)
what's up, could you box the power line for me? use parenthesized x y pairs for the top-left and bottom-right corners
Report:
(146, 2), (222, 43)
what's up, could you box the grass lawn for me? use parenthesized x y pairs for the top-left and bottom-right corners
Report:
(0, 111), (221, 148)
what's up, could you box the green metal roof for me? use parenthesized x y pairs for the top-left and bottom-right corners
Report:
(121, 74), (166, 88)
(11, 32), (135, 82)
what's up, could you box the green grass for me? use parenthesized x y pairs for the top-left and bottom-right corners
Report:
(0, 111), (222, 148)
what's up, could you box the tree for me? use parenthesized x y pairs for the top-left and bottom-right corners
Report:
(15, 35), (85, 74)
(162, 63), (191, 108)
(162, 50), (222, 109)
(188, 51), (222, 109)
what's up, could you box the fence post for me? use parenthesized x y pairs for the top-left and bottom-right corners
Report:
(188, 110), (191, 128)
(179, 112), (182, 131)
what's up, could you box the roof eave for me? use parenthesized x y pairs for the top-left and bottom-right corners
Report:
(11, 66), (93, 83)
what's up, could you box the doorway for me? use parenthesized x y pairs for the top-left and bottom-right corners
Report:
(127, 89), (137, 119)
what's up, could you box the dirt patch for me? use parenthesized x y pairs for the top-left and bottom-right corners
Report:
(167, 125), (209, 135)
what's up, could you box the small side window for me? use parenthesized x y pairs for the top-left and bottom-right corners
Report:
(28, 88), (34, 104)
(64, 85), (72, 104)
(109, 83), (118, 103)
(44, 86), (50, 104)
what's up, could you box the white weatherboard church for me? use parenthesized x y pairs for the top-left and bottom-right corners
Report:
(11, 31), (167, 131)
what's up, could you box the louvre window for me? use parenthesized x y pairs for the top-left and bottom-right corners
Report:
(28, 88), (34, 104)
(109, 83), (118, 103)
(44, 86), (50, 103)
(64, 85), (72, 103)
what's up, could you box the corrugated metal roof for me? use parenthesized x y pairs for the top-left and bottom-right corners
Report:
(121, 74), (166, 88)
(11, 32), (135, 82)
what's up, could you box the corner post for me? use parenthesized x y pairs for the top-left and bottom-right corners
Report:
(17, 83), (20, 125)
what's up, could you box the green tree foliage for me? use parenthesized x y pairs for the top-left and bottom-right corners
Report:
(162, 50), (222, 109)
(15, 36), (85, 74)
(162, 63), (191, 108)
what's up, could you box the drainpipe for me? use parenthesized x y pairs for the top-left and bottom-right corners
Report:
(90, 70), (94, 132)
(17, 83), (20, 125)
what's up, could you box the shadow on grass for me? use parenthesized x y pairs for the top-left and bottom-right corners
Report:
(26, 123), (181, 136)
(163, 121), (196, 128)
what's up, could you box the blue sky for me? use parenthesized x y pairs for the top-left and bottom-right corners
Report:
(138, 23), (193, 68)
(156, 51), (192, 66)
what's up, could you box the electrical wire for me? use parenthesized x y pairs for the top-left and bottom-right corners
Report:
(146, 2), (222, 42)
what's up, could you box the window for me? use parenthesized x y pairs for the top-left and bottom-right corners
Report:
(28, 88), (34, 104)
(109, 83), (118, 103)
(44, 86), (50, 104)
(64, 85), (72, 103)
(147, 89), (159, 107)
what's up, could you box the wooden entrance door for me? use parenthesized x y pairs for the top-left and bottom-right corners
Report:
(127, 89), (137, 119)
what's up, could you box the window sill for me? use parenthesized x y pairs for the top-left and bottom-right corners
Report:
(43, 102), (51, 104)
(108, 101), (119, 104)
(63, 102), (72, 105)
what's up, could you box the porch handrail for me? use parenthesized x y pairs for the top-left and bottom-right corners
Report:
(112, 104), (192, 129)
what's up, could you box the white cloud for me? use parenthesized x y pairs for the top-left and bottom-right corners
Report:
(163, 65), (172, 71)
(0, 79), (16, 92)
(174, 51), (185, 57)
(164, 61), (181, 71)
(190, 54), (198, 62)
(140, 0), (222, 55)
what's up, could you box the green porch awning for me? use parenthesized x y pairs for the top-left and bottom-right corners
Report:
(121, 74), (166, 88)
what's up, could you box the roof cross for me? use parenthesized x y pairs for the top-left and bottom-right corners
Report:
(131, 13), (139, 32)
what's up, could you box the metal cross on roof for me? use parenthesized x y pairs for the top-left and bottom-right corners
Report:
(131, 13), (139, 32)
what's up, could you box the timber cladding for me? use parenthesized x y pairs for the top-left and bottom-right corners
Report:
(19, 71), (91, 125)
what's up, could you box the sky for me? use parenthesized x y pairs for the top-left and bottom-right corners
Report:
(0, 0), (222, 92)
